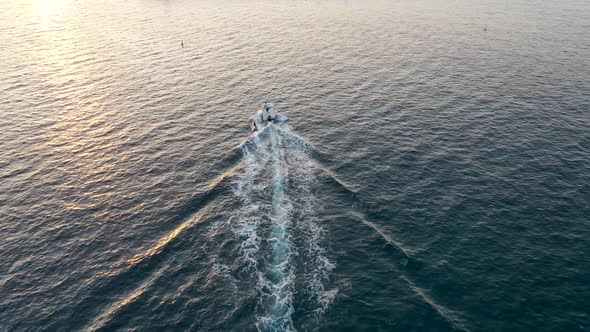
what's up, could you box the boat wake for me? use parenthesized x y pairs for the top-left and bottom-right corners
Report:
(229, 109), (336, 331)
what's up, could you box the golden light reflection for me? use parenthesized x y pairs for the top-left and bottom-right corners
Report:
(127, 205), (218, 266)
(31, 0), (64, 16)
(30, 0), (68, 34)
(41, 105), (125, 217)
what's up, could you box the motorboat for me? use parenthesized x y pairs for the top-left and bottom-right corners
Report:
(251, 102), (288, 131)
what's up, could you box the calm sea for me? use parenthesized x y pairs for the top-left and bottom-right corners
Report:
(1, 0), (589, 331)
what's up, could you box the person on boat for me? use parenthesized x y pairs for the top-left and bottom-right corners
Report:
(268, 107), (277, 122)
(261, 105), (270, 122)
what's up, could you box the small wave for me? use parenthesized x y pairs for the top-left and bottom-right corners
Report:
(402, 276), (470, 332)
(351, 211), (415, 261)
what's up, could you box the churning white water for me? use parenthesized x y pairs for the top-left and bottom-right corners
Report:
(231, 119), (336, 331)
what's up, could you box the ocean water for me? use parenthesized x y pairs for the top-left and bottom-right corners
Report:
(1, 0), (589, 331)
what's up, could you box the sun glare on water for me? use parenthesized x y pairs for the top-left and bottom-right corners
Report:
(31, 0), (64, 17)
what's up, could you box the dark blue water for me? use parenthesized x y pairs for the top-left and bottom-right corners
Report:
(1, 0), (589, 331)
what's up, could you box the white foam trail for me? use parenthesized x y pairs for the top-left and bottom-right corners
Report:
(231, 119), (336, 331)
(231, 140), (266, 268)
(284, 130), (337, 318)
(253, 125), (295, 331)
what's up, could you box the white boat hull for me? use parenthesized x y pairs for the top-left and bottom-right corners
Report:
(251, 102), (288, 131)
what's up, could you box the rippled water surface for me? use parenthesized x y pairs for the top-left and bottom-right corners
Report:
(1, 0), (589, 331)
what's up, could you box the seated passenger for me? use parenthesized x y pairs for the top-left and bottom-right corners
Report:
(268, 107), (277, 121)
